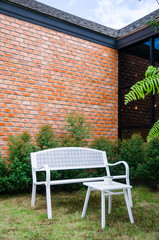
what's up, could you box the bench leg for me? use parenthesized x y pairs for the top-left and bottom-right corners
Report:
(101, 190), (106, 228)
(31, 184), (36, 207)
(46, 184), (52, 219)
(124, 189), (134, 224)
(81, 187), (91, 218)
(108, 195), (112, 214)
(127, 188), (133, 207)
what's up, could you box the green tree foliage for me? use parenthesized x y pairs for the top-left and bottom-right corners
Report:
(0, 155), (9, 193)
(8, 132), (35, 162)
(36, 124), (59, 150)
(90, 136), (119, 163)
(0, 132), (36, 193)
(65, 113), (92, 146)
(139, 0), (159, 31)
(61, 135), (81, 147)
(137, 137), (159, 188)
(118, 134), (145, 182)
(1, 132), (159, 193)
(125, 66), (159, 104)
(90, 137), (120, 177)
(147, 16), (159, 32)
(124, 66), (159, 142)
(147, 119), (159, 142)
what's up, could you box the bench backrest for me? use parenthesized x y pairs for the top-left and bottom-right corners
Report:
(31, 147), (108, 170)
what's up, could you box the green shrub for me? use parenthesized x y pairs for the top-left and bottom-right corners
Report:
(61, 136), (83, 147)
(1, 127), (158, 194)
(0, 132), (36, 194)
(137, 137), (159, 188)
(118, 134), (144, 183)
(0, 155), (9, 193)
(7, 157), (32, 193)
(65, 113), (91, 146)
(145, 136), (159, 159)
(36, 124), (59, 150)
(90, 137), (119, 163)
(8, 132), (35, 162)
(90, 137), (121, 176)
(0, 155), (8, 177)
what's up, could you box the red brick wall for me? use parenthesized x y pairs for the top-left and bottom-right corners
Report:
(0, 14), (118, 154)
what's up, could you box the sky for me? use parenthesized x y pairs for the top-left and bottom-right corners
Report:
(37, 0), (159, 29)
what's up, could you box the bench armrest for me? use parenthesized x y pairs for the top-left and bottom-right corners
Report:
(106, 161), (130, 184)
(33, 165), (51, 186)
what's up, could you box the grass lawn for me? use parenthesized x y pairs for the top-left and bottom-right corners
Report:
(0, 186), (159, 240)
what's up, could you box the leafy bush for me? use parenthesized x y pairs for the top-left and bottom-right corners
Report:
(90, 137), (121, 176)
(90, 137), (119, 163)
(1, 127), (159, 194)
(0, 155), (8, 177)
(118, 134), (144, 183)
(0, 132), (36, 194)
(8, 132), (35, 162)
(0, 155), (9, 193)
(61, 136), (80, 147)
(137, 137), (159, 188)
(65, 113), (91, 146)
(7, 157), (32, 193)
(91, 134), (159, 187)
(36, 124), (59, 150)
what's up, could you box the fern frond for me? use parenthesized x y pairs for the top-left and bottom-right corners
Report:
(124, 66), (159, 105)
(147, 119), (159, 142)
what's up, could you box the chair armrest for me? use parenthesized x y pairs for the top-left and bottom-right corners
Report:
(107, 161), (130, 184)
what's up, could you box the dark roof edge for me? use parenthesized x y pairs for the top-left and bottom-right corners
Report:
(117, 25), (159, 49)
(0, 0), (117, 49)
(2, 0), (119, 38)
(118, 9), (159, 37)
(4, 0), (159, 38)
(1, 0), (159, 49)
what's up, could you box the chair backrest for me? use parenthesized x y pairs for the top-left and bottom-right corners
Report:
(31, 147), (108, 170)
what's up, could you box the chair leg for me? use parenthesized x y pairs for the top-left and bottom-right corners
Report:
(124, 189), (134, 224)
(127, 188), (133, 207)
(31, 184), (36, 207)
(101, 191), (106, 228)
(108, 195), (112, 214)
(46, 184), (52, 219)
(81, 187), (91, 218)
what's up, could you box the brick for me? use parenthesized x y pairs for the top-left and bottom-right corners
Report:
(0, 123), (6, 126)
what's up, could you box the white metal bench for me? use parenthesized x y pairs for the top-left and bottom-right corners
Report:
(31, 147), (133, 219)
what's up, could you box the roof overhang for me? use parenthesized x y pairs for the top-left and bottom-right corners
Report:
(117, 24), (159, 49)
(0, 0), (159, 50)
(0, 0), (117, 49)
